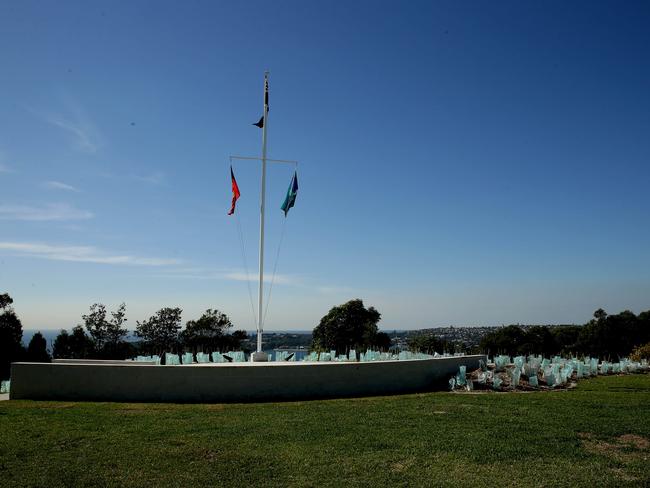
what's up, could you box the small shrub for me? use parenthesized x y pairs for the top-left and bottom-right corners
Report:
(630, 342), (650, 362)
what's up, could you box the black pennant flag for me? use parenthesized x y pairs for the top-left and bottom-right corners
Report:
(252, 76), (269, 128)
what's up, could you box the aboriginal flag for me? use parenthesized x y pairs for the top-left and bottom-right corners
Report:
(228, 166), (241, 215)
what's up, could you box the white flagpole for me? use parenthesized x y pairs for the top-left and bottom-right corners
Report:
(255, 71), (269, 358)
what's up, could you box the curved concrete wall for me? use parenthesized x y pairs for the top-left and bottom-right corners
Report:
(10, 355), (485, 403)
(53, 359), (157, 365)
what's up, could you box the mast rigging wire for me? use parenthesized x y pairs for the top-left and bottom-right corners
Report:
(262, 215), (288, 328)
(230, 156), (258, 329)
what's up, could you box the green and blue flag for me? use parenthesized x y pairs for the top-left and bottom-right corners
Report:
(281, 171), (298, 217)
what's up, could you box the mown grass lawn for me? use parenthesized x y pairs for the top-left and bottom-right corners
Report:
(1, 374), (649, 487)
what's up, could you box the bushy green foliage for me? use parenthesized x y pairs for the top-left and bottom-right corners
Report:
(374, 331), (392, 351)
(311, 299), (384, 353)
(135, 307), (183, 356)
(0, 293), (25, 379)
(181, 309), (246, 353)
(630, 342), (650, 362)
(576, 309), (649, 359)
(52, 326), (97, 359)
(81, 303), (129, 357)
(408, 334), (449, 354)
(26, 331), (51, 363)
(481, 308), (650, 359)
(53, 306), (245, 360)
(550, 325), (582, 353)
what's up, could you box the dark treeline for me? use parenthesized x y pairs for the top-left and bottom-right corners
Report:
(479, 308), (650, 359)
(408, 334), (457, 355)
(0, 293), (249, 377)
(1, 293), (51, 380)
(52, 304), (248, 361)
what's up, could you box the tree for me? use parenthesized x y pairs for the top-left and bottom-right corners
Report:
(638, 310), (650, 346)
(311, 299), (382, 354)
(227, 329), (249, 352)
(550, 326), (582, 355)
(479, 309), (650, 359)
(52, 329), (71, 359)
(26, 332), (51, 362)
(104, 303), (130, 358)
(53, 326), (95, 359)
(519, 326), (558, 357)
(135, 307), (182, 356)
(83, 303), (109, 350)
(577, 309), (641, 359)
(593, 308), (608, 321)
(0, 293), (25, 380)
(480, 325), (527, 356)
(107, 303), (128, 346)
(373, 331), (392, 351)
(181, 309), (233, 352)
(409, 334), (447, 354)
(0, 293), (13, 310)
(81, 303), (129, 358)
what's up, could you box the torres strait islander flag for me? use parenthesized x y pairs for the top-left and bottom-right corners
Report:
(281, 171), (299, 217)
(227, 166), (241, 215)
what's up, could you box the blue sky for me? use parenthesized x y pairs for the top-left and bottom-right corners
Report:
(1, 1), (649, 332)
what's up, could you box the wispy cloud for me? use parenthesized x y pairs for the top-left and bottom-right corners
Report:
(152, 267), (354, 293)
(0, 203), (93, 221)
(317, 285), (360, 294)
(133, 171), (165, 185)
(159, 267), (301, 285)
(0, 241), (180, 266)
(224, 272), (298, 285)
(28, 102), (103, 153)
(43, 180), (81, 192)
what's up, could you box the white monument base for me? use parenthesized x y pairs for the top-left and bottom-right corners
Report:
(250, 351), (269, 362)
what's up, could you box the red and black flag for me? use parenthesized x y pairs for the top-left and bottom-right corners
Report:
(227, 166), (241, 215)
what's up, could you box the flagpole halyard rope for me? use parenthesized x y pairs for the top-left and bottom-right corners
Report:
(262, 215), (288, 328)
(230, 156), (258, 329)
(236, 210), (258, 329)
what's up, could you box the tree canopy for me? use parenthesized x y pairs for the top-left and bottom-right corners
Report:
(81, 303), (129, 356)
(53, 326), (95, 359)
(52, 305), (245, 360)
(26, 332), (51, 363)
(180, 309), (245, 353)
(480, 308), (650, 359)
(135, 307), (183, 356)
(409, 334), (450, 354)
(0, 292), (24, 379)
(311, 299), (385, 354)
(576, 309), (649, 358)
